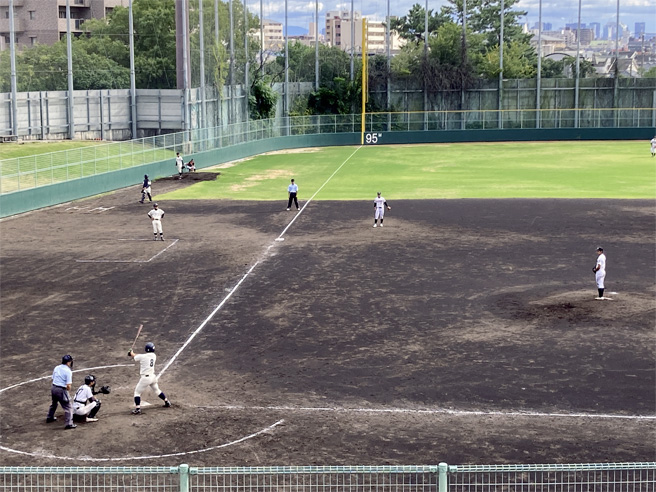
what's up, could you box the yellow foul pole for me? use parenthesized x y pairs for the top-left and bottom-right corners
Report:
(360, 17), (367, 145)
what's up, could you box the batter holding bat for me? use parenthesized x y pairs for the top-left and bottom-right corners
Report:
(373, 191), (391, 228)
(128, 342), (171, 415)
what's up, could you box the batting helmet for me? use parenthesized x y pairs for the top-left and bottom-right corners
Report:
(145, 342), (155, 353)
(61, 354), (73, 365)
(153, 203), (158, 208)
(84, 374), (96, 385)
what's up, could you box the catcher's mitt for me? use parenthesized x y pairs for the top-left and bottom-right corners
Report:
(99, 385), (111, 394)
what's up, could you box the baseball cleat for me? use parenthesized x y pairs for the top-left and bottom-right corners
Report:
(64, 424), (77, 429)
(153, 237), (157, 241)
(46, 417), (57, 423)
(131, 408), (142, 415)
(286, 208), (290, 211)
(373, 224), (377, 227)
(86, 417), (99, 422)
(380, 223), (383, 227)
(164, 401), (171, 408)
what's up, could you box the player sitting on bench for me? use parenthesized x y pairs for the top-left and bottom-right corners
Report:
(185, 159), (196, 172)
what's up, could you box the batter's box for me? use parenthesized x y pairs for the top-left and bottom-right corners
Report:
(75, 239), (179, 263)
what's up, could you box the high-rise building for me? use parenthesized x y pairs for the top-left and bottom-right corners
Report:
(325, 10), (362, 51)
(589, 22), (600, 39)
(0, 0), (127, 51)
(634, 22), (645, 37)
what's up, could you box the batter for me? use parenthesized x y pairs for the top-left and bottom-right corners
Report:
(128, 342), (171, 415)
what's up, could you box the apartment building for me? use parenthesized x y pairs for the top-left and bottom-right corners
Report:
(0, 0), (126, 51)
(325, 11), (403, 54)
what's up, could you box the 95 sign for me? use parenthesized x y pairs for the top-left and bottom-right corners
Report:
(364, 133), (382, 144)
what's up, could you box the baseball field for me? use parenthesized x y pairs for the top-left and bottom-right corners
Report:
(0, 141), (654, 466)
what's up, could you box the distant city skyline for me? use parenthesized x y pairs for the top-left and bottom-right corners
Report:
(254, 0), (655, 37)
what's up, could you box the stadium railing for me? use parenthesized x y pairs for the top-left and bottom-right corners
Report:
(1, 462), (654, 491)
(2, 108), (654, 196)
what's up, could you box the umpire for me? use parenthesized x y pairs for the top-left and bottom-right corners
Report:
(46, 354), (77, 429)
(287, 178), (299, 211)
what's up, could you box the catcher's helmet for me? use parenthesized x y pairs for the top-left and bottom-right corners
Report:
(61, 354), (73, 365)
(145, 342), (155, 353)
(84, 374), (96, 385)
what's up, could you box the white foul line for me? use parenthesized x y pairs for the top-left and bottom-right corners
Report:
(215, 404), (655, 421)
(76, 239), (179, 263)
(276, 146), (362, 240)
(158, 147), (362, 378)
(0, 420), (285, 462)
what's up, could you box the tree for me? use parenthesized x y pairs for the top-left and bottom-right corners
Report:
(307, 77), (360, 115)
(0, 39), (129, 92)
(642, 66), (656, 78)
(475, 40), (536, 79)
(389, 3), (450, 43)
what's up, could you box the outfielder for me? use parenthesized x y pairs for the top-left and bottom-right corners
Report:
(148, 203), (165, 241)
(73, 375), (103, 422)
(593, 246), (607, 299)
(651, 136), (656, 157)
(373, 192), (391, 227)
(128, 342), (171, 415)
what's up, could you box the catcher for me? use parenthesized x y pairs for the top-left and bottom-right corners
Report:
(72, 375), (110, 423)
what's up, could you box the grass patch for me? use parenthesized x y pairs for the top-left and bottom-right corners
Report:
(158, 141), (656, 200)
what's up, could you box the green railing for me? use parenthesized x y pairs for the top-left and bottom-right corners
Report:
(1, 462), (654, 491)
(1, 108), (654, 196)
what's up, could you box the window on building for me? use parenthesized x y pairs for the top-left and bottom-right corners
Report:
(30, 36), (36, 45)
(4, 35), (10, 45)
(29, 10), (35, 20)
(4, 10), (9, 19)
(59, 8), (66, 18)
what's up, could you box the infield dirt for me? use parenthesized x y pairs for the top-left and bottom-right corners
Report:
(0, 174), (654, 465)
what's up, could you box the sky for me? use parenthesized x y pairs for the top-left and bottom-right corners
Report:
(254, 0), (656, 36)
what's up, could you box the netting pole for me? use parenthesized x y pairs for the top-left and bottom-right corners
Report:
(438, 463), (448, 492)
(179, 464), (189, 492)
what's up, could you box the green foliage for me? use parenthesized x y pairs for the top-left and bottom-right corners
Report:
(389, 3), (451, 43)
(0, 39), (129, 91)
(539, 56), (596, 79)
(249, 78), (278, 119)
(268, 42), (351, 87)
(307, 78), (359, 115)
(476, 41), (537, 79)
(642, 66), (656, 78)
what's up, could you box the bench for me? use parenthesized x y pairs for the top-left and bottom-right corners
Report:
(1, 135), (18, 143)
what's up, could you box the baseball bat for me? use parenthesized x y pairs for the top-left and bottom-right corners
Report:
(129, 324), (143, 352)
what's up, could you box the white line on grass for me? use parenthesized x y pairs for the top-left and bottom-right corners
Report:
(211, 404), (655, 421)
(158, 146), (362, 377)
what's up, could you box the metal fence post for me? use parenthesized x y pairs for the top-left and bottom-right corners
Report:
(438, 462), (448, 492)
(179, 464), (189, 492)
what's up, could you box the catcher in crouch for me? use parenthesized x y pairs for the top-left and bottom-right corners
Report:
(73, 375), (109, 422)
(128, 342), (171, 414)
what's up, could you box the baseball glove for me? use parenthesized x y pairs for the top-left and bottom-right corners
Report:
(99, 385), (111, 394)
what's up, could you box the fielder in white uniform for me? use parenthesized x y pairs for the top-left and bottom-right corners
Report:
(148, 203), (165, 241)
(128, 342), (171, 415)
(593, 247), (607, 299)
(73, 375), (101, 422)
(373, 192), (391, 227)
(650, 136), (656, 157)
(175, 152), (184, 179)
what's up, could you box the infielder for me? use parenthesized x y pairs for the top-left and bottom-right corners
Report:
(46, 354), (76, 429)
(593, 246), (607, 299)
(175, 152), (184, 179)
(287, 178), (299, 211)
(73, 375), (102, 422)
(651, 136), (656, 157)
(373, 191), (391, 227)
(140, 174), (152, 203)
(127, 342), (171, 415)
(148, 203), (165, 241)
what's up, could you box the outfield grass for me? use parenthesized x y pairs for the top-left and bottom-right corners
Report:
(159, 141), (656, 201)
(0, 140), (174, 194)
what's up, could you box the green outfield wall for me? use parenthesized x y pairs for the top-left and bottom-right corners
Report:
(0, 127), (652, 218)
